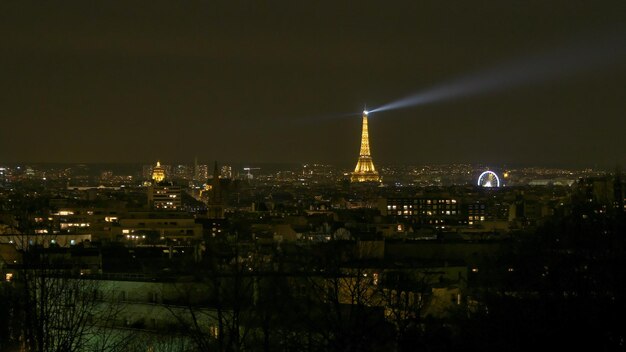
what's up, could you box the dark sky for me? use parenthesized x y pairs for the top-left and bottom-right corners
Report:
(1, 1), (625, 167)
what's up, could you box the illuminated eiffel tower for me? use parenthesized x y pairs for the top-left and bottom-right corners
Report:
(351, 109), (380, 183)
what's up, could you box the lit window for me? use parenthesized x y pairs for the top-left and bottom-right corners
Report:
(5, 273), (13, 282)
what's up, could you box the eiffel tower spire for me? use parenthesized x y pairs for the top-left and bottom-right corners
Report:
(351, 109), (380, 182)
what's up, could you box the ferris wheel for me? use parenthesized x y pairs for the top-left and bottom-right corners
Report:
(477, 170), (500, 188)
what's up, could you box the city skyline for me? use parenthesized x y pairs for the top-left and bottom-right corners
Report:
(1, 1), (625, 167)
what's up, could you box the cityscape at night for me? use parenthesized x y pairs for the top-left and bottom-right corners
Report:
(1, 1), (626, 351)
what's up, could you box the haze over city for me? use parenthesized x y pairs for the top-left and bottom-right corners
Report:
(2, 3), (626, 351)
(1, 1), (625, 166)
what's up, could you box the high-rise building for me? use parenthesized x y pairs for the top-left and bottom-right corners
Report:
(196, 164), (208, 181)
(351, 110), (380, 183)
(220, 165), (232, 179)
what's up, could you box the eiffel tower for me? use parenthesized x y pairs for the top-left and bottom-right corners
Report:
(351, 109), (380, 183)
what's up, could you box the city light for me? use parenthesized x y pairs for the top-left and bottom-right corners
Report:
(0, 3), (623, 350)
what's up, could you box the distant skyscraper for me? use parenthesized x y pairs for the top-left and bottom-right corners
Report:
(220, 165), (232, 179)
(351, 110), (380, 183)
(197, 164), (208, 181)
(173, 164), (192, 180)
(193, 157), (208, 181)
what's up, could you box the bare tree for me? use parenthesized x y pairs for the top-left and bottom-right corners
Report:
(375, 269), (438, 350)
(11, 215), (134, 352)
(166, 234), (257, 352)
(85, 298), (137, 352)
(301, 243), (393, 352)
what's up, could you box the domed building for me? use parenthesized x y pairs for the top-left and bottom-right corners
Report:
(151, 161), (166, 183)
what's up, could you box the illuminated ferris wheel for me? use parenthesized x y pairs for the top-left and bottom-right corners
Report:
(477, 170), (500, 188)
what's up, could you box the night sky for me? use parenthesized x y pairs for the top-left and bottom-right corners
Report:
(1, 1), (625, 167)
